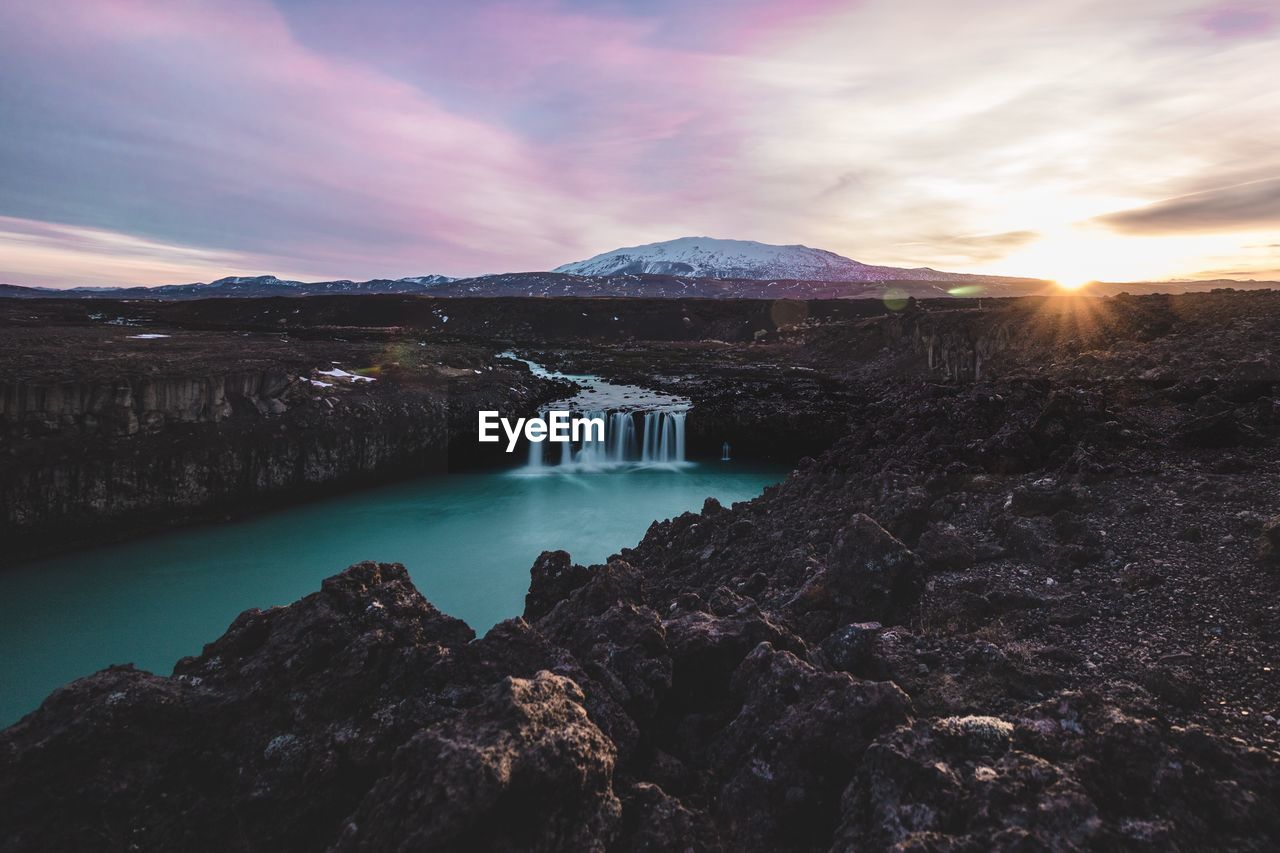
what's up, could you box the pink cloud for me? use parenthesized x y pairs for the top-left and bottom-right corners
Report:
(1, 0), (727, 280)
(1201, 4), (1276, 38)
(0, 214), (303, 287)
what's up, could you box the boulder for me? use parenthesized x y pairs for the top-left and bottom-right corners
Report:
(790, 514), (921, 623)
(818, 621), (883, 675)
(916, 523), (975, 570)
(524, 549), (592, 621)
(335, 672), (622, 852)
(1257, 514), (1280, 565)
(709, 643), (912, 850)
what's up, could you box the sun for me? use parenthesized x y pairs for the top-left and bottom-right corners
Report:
(990, 227), (1187, 290)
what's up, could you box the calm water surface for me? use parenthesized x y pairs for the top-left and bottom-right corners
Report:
(0, 462), (782, 726)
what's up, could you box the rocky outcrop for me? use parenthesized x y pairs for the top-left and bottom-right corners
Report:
(5, 546), (1275, 850)
(912, 317), (1019, 381)
(708, 643), (911, 849)
(335, 671), (623, 852)
(1258, 514), (1280, 566)
(0, 560), (909, 851)
(788, 513), (922, 626)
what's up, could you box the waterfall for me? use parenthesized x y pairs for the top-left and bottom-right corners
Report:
(524, 408), (688, 471)
(528, 426), (544, 467)
(641, 412), (657, 462)
(610, 411), (636, 460)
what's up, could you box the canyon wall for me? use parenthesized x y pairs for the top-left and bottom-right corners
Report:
(0, 363), (557, 564)
(0, 370), (296, 439)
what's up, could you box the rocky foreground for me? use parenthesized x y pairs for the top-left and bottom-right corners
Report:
(3, 290), (1280, 850)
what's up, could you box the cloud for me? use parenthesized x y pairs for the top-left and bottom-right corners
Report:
(890, 231), (1040, 266)
(1095, 178), (1280, 235)
(1186, 266), (1280, 280)
(0, 215), (298, 288)
(0, 0), (683, 280)
(1200, 3), (1277, 38)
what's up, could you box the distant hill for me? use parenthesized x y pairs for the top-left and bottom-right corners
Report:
(0, 274), (456, 300)
(2, 237), (1276, 300)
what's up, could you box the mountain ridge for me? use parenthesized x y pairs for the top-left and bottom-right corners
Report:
(0, 274), (459, 300)
(2, 236), (1276, 300)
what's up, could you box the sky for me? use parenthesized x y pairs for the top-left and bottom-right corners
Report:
(0, 0), (1277, 288)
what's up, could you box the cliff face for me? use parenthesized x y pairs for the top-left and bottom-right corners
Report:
(0, 329), (562, 562)
(912, 319), (1019, 381)
(2, 391), (447, 540)
(0, 370), (295, 439)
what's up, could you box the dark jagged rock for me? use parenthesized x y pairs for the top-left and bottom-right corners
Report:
(1009, 477), (1091, 516)
(525, 549), (593, 622)
(839, 714), (1103, 850)
(334, 671), (622, 852)
(785, 513), (921, 638)
(0, 562), (484, 851)
(916, 523), (976, 570)
(615, 782), (720, 852)
(532, 560), (671, 759)
(1179, 409), (1262, 448)
(841, 693), (1280, 850)
(709, 643), (912, 850)
(1258, 514), (1280, 566)
(818, 620), (884, 675)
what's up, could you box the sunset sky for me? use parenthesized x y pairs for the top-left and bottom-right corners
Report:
(1, 0), (1278, 287)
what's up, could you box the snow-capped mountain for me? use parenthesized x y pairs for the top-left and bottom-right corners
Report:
(206, 275), (301, 288)
(553, 237), (973, 282)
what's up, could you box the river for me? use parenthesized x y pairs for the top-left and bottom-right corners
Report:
(0, 361), (783, 726)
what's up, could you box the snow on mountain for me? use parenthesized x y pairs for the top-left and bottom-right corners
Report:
(207, 275), (299, 287)
(198, 274), (455, 291)
(553, 237), (968, 282)
(397, 275), (455, 286)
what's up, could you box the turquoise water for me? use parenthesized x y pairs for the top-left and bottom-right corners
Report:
(0, 462), (782, 727)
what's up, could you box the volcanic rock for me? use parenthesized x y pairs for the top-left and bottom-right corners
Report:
(334, 671), (622, 852)
(1258, 514), (1280, 565)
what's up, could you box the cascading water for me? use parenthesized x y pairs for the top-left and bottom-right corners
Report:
(499, 351), (694, 473)
(526, 407), (688, 470)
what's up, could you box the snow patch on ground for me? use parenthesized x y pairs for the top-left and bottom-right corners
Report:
(317, 368), (375, 383)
